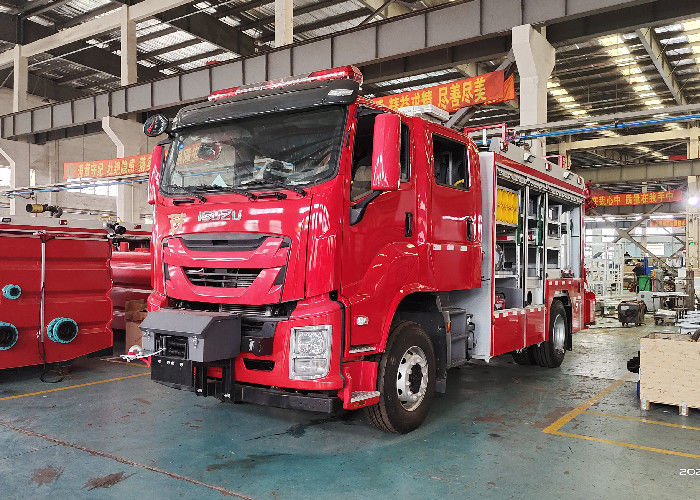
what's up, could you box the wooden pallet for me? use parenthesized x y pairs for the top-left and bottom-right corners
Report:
(641, 398), (697, 417)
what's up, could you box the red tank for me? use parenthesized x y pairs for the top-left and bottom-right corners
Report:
(0, 217), (113, 369)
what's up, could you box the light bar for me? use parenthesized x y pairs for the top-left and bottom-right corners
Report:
(208, 65), (363, 101)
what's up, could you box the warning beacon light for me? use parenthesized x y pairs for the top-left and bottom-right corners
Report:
(208, 65), (363, 101)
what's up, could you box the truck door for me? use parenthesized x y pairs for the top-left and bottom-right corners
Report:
(340, 107), (418, 347)
(427, 129), (481, 290)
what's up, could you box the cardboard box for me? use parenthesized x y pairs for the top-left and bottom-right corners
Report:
(124, 299), (147, 352)
(640, 333), (700, 415)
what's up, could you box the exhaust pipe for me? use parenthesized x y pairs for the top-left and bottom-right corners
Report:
(0, 322), (18, 350)
(47, 318), (78, 344)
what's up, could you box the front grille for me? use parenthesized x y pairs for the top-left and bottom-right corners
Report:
(183, 267), (261, 288)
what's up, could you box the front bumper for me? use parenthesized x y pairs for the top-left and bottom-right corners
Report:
(142, 295), (345, 406)
(151, 355), (342, 413)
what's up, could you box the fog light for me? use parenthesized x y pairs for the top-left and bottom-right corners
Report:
(289, 325), (331, 380)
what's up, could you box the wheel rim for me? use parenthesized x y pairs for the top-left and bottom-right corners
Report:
(396, 346), (428, 411)
(553, 314), (566, 353)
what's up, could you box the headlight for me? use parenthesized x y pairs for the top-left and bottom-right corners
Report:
(289, 325), (332, 380)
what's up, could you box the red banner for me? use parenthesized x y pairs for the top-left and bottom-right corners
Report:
(650, 219), (686, 227)
(590, 190), (683, 207)
(63, 153), (152, 180)
(372, 70), (514, 112)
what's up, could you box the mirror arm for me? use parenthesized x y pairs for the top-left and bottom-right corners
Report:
(349, 190), (381, 226)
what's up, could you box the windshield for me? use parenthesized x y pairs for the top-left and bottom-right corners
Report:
(160, 106), (346, 195)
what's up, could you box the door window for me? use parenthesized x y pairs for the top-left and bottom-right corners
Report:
(433, 135), (468, 190)
(351, 110), (410, 201)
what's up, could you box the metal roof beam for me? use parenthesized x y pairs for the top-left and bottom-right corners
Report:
(258, 9), (374, 43)
(635, 27), (687, 105)
(0, 67), (85, 102)
(0, 0), (196, 69)
(575, 158), (700, 183)
(150, 4), (256, 56)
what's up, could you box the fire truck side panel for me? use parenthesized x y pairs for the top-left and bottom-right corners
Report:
(0, 225), (112, 370)
(424, 122), (482, 292)
(492, 309), (526, 354)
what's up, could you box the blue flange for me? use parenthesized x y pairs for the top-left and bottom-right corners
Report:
(47, 317), (79, 344)
(0, 322), (18, 350)
(2, 284), (21, 300)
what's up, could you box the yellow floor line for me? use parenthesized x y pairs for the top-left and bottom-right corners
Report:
(584, 411), (700, 431)
(98, 357), (149, 368)
(0, 372), (149, 401)
(552, 431), (700, 460)
(542, 373), (632, 434)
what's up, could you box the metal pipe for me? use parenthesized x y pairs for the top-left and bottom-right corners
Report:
(518, 113), (700, 140)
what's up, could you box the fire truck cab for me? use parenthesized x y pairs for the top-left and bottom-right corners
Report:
(140, 66), (594, 433)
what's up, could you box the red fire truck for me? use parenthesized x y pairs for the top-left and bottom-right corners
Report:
(140, 66), (595, 433)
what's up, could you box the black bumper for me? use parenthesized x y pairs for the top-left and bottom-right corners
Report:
(151, 355), (341, 413)
(234, 385), (342, 413)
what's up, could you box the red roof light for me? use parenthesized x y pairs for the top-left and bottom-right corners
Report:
(208, 65), (362, 101)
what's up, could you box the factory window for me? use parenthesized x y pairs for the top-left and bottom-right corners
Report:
(0, 167), (9, 186)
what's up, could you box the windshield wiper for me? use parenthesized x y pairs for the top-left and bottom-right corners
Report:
(163, 186), (207, 202)
(189, 184), (258, 200)
(244, 180), (307, 197)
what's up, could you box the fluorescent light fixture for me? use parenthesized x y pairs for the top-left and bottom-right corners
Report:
(634, 84), (652, 92)
(644, 98), (662, 106)
(549, 88), (568, 96)
(556, 96), (575, 103)
(571, 110), (588, 116)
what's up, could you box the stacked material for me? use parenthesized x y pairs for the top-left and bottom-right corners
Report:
(640, 333), (699, 416)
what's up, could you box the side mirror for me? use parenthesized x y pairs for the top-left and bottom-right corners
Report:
(148, 144), (164, 205)
(371, 113), (401, 191)
(143, 114), (169, 137)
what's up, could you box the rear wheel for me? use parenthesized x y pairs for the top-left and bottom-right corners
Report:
(364, 321), (436, 434)
(532, 300), (568, 368)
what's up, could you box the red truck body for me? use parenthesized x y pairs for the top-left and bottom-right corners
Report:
(0, 218), (113, 369)
(140, 67), (593, 431)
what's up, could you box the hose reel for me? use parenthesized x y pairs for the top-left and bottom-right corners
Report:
(46, 318), (78, 344)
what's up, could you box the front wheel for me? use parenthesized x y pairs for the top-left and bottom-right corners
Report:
(532, 300), (568, 368)
(364, 321), (436, 433)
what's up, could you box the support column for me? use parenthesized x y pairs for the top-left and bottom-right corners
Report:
(687, 128), (700, 269)
(274, 0), (293, 48)
(0, 139), (30, 215)
(120, 5), (137, 86)
(12, 45), (29, 113)
(512, 25), (555, 157)
(102, 117), (148, 223)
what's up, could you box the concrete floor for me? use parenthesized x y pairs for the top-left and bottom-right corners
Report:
(1, 319), (698, 499)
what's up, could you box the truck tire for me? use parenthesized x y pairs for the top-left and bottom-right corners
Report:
(532, 300), (567, 368)
(364, 321), (436, 433)
(511, 347), (536, 365)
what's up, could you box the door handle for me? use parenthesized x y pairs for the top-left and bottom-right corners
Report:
(466, 218), (473, 241)
(405, 212), (413, 237)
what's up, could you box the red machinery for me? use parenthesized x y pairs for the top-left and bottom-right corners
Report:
(111, 240), (152, 331)
(0, 217), (113, 369)
(138, 66), (595, 433)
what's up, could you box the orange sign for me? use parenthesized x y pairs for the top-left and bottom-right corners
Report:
(63, 153), (152, 180)
(590, 190), (683, 207)
(372, 70), (514, 112)
(650, 219), (686, 227)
